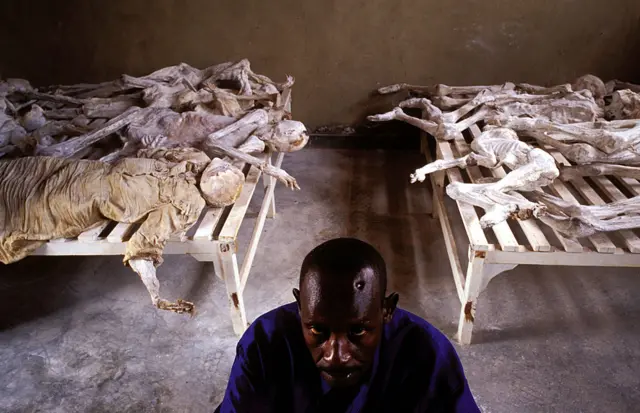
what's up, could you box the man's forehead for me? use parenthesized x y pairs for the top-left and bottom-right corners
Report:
(300, 267), (381, 318)
(302, 267), (378, 297)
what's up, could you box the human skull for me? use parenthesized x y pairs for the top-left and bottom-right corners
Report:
(264, 120), (309, 153)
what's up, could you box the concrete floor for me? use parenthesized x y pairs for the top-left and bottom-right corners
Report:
(1, 148), (639, 413)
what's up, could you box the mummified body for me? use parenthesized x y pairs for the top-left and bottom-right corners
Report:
(411, 127), (559, 228)
(0, 151), (238, 313)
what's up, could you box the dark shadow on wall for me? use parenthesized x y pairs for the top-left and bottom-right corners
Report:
(0, 1), (91, 85)
(621, 17), (640, 82)
(2, 0), (640, 128)
(586, 15), (640, 82)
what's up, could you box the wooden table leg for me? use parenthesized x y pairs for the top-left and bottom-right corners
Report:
(456, 249), (517, 345)
(456, 250), (486, 345)
(216, 241), (248, 335)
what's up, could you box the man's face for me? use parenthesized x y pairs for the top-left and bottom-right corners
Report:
(294, 268), (395, 388)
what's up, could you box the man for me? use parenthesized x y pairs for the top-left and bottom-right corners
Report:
(215, 238), (480, 412)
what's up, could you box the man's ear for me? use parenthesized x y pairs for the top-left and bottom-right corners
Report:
(382, 292), (399, 323)
(293, 288), (301, 308)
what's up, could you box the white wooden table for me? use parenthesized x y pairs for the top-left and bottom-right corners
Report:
(33, 151), (285, 336)
(422, 116), (640, 345)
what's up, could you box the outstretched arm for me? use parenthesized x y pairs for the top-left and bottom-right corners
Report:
(410, 155), (472, 183)
(204, 140), (299, 190)
(367, 107), (438, 135)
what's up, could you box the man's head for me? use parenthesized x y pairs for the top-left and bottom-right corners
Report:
(293, 238), (399, 388)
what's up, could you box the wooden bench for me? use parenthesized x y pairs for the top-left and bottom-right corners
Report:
(33, 150), (285, 336)
(422, 115), (640, 345)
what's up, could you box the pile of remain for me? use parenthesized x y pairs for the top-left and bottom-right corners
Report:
(0, 59), (308, 191)
(0, 152), (223, 313)
(368, 75), (640, 237)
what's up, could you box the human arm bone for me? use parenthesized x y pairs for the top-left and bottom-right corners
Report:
(204, 140), (299, 190)
(410, 155), (472, 183)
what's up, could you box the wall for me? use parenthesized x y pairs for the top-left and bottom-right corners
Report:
(1, 0), (639, 129)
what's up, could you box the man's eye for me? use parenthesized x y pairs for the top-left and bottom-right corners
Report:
(310, 326), (325, 336)
(350, 326), (366, 337)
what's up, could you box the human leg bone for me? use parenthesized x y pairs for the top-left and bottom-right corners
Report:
(559, 163), (640, 181)
(446, 182), (545, 228)
(370, 89), (500, 141)
(432, 96), (470, 110)
(36, 107), (142, 157)
(542, 121), (640, 154)
(237, 135), (266, 154)
(527, 191), (640, 237)
(506, 117), (640, 154)
(376, 82), (515, 97)
(129, 258), (195, 314)
(205, 109), (268, 143)
(516, 83), (572, 95)
(490, 148), (559, 192)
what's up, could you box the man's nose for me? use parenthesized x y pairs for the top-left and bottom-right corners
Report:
(323, 334), (352, 365)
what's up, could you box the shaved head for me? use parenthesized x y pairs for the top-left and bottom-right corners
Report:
(293, 238), (398, 388)
(299, 237), (387, 302)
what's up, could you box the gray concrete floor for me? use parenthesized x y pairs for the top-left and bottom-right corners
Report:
(1, 148), (639, 413)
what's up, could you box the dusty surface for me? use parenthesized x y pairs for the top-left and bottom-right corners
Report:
(1, 0), (640, 128)
(1, 148), (639, 412)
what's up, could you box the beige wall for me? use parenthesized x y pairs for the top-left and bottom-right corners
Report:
(1, 0), (639, 128)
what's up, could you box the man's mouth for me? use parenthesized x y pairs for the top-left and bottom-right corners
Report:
(320, 369), (360, 382)
(325, 370), (350, 378)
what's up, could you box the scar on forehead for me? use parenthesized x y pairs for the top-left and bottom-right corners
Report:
(354, 268), (376, 291)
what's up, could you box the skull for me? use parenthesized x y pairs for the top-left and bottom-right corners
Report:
(264, 120), (309, 153)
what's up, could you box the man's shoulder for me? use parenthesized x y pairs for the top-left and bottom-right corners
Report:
(376, 309), (478, 412)
(236, 302), (300, 350)
(387, 308), (458, 359)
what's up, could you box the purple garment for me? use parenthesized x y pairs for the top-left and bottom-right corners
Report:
(215, 303), (480, 413)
